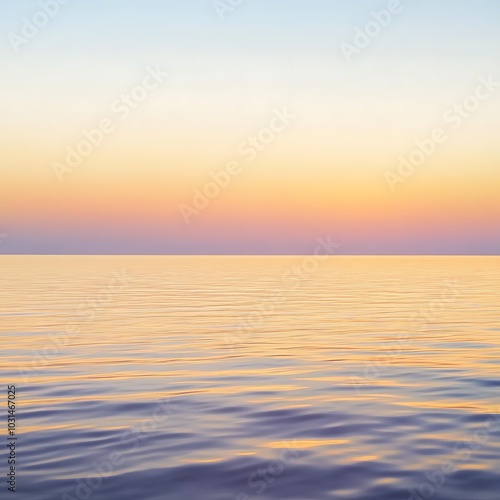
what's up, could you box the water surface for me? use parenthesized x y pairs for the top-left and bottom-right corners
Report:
(1, 256), (500, 500)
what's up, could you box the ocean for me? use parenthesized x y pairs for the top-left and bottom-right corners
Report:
(2, 256), (500, 500)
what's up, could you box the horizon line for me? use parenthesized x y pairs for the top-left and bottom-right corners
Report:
(0, 254), (498, 257)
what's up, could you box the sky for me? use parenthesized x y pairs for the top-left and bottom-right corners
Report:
(1, 0), (499, 254)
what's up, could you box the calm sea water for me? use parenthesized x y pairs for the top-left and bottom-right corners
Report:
(1, 256), (500, 500)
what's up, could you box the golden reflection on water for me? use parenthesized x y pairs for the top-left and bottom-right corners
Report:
(1, 256), (500, 499)
(265, 439), (350, 449)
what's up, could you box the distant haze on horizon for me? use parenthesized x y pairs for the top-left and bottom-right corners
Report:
(1, 0), (499, 255)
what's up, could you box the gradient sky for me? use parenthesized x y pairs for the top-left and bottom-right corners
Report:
(1, 0), (499, 254)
